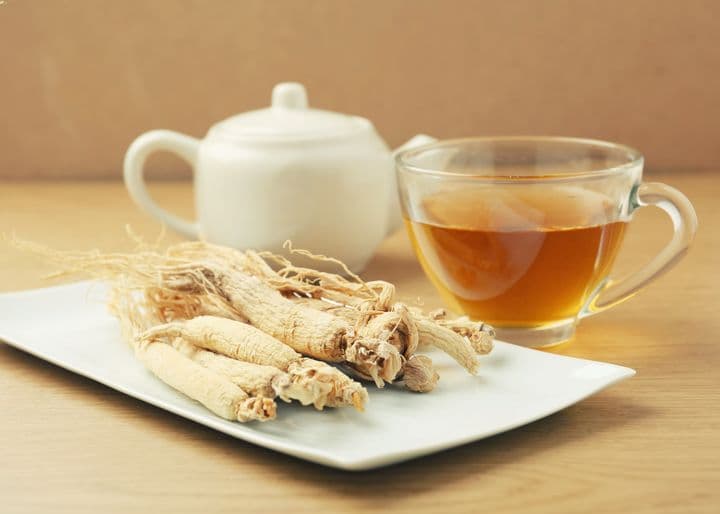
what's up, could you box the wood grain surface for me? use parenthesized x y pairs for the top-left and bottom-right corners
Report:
(0, 174), (718, 513)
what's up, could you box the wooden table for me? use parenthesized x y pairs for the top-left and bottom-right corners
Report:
(1, 174), (717, 513)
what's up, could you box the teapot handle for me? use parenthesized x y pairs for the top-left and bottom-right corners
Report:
(387, 134), (437, 234)
(123, 130), (201, 239)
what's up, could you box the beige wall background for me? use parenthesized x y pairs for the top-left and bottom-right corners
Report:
(0, 0), (718, 179)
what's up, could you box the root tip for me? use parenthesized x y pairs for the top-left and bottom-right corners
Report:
(238, 397), (277, 422)
(345, 339), (404, 385)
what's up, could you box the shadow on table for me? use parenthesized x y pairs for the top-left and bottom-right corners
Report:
(1, 342), (652, 509)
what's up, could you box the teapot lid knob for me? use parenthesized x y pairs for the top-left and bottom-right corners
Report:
(272, 82), (308, 110)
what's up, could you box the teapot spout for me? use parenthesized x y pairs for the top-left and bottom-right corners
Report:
(392, 134), (437, 158)
(386, 134), (437, 235)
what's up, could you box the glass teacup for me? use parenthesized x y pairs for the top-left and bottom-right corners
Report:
(396, 137), (697, 347)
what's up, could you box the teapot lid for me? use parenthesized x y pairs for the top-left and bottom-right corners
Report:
(208, 82), (371, 141)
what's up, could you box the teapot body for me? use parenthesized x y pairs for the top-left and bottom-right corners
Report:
(195, 132), (394, 271)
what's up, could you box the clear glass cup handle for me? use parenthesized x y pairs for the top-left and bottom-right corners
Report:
(583, 182), (698, 316)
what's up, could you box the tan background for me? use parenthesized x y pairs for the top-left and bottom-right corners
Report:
(0, 0), (718, 179)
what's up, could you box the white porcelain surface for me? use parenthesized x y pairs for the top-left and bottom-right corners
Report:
(123, 82), (435, 271)
(0, 282), (635, 470)
(209, 82), (368, 139)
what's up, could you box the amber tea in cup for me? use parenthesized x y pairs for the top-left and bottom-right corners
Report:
(406, 188), (628, 326)
(396, 137), (697, 347)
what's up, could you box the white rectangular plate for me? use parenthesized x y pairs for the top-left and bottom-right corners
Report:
(0, 282), (634, 470)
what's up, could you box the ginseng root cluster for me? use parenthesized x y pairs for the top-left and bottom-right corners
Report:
(21, 238), (495, 423)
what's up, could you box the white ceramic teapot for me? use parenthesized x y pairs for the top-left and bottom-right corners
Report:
(124, 82), (434, 272)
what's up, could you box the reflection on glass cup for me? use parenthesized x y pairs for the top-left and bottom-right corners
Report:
(396, 137), (697, 347)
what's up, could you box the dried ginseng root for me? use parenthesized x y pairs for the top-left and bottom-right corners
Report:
(171, 338), (321, 405)
(235, 245), (495, 363)
(110, 288), (276, 423)
(144, 285), (403, 389)
(354, 306), (439, 392)
(285, 296), (439, 392)
(139, 315), (368, 411)
(427, 309), (495, 355)
(147, 283), (419, 390)
(197, 271), (405, 387)
(218, 243), (493, 377)
(140, 267), (404, 386)
(164, 243), (409, 383)
(414, 319), (480, 374)
(139, 341), (277, 422)
(291, 295), (482, 380)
